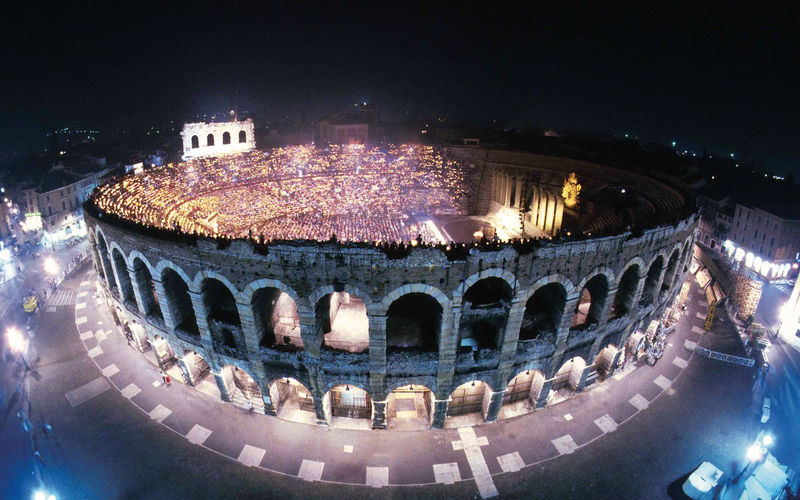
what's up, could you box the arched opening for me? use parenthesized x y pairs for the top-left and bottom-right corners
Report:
(206, 133), (215, 146)
(325, 385), (372, 428)
(111, 248), (135, 303)
(386, 385), (434, 430)
(520, 282), (566, 341)
(623, 332), (646, 367)
(161, 268), (199, 336)
(662, 250), (680, 292)
(386, 293), (441, 351)
(611, 264), (640, 318)
(459, 277), (512, 350)
(201, 278), (241, 352)
(594, 343), (619, 379)
(238, 130), (247, 143)
(500, 369), (545, 418)
(132, 258), (160, 318)
(317, 291), (369, 353)
(446, 380), (489, 422)
(191, 135), (199, 149)
(571, 274), (609, 329)
(639, 256), (664, 306)
(252, 287), (303, 350)
(551, 356), (586, 394)
(150, 334), (178, 370)
(220, 366), (264, 413)
(183, 350), (217, 397)
(96, 234), (117, 293)
(222, 131), (231, 145)
(269, 378), (316, 424)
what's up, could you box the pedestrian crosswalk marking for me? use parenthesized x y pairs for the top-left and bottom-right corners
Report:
(497, 451), (525, 472)
(433, 462), (461, 484)
(552, 434), (579, 455)
(673, 356), (688, 368)
(148, 404), (172, 423)
(87, 346), (103, 358)
(121, 383), (140, 399)
(366, 466), (389, 487)
(101, 364), (119, 377)
(48, 290), (74, 306)
(65, 377), (110, 407)
(298, 459), (325, 481)
(237, 444), (266, 467)
(629, 393), (649, 410)
(654, 375), (672, 389)
(594, 414), (618, 433)
(186, 424), (212, 445)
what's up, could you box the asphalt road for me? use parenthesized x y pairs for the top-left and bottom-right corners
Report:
(1, 258), (793, 499)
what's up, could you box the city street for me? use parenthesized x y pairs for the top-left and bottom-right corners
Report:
(1, 260), (787, 499)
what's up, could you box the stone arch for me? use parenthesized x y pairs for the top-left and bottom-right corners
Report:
(381, 283), (450, 312)
(192, 270), (239, 297)
(552, 356), (586, 392)
(571, 272), (610, 329)
(309, 283), (374, 309)
(206, 133), (215, 146)
(222, 131), (231, 145)
(386, 383), (436, 430)
(520, 281), (567, 341)
(639, 253), (665, 306)
(502, 368), (546, 410)
(458, 276), (513, 349)
(384, 376), (439, 396)
(220, 365), (264, 412)
(110, 245), (135, 303)
(446, 380), (491, 418)
(518, 274), (576, 304)
(616, 256), (646, 288)
(267, 376), (316, 421)
(239, 130), (247, 143)
(131, 254), (160, 317)
(611, 257), (646, 318)
(197, 276), (242, 352)
(385, 290), (444, 352)
(312, 285), (370, 353)
(574, 267), (615, 294)
(325, 383), (373, 421)
(159, 263), (199, 336)
(247, 283), (303, 350)
(662, 246), (681, 292)
(94, 227), (116, 292)
(454, 268), (518, 302)
(450, 372), (499, 393)
(191, 135), (199, 149)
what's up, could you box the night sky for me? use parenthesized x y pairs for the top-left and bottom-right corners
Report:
(1, 2), (798, 174)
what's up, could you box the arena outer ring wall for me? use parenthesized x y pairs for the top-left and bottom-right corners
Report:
(85, 151), (698, 430)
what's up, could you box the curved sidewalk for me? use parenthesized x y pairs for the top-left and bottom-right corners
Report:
(63, 268), (710, 497)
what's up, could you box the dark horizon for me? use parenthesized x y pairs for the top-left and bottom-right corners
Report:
(1, 2), (799, 174)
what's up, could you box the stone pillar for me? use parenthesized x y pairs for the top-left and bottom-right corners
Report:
(514, 176), (523, 209)
(484, 390), (506, 422)
(371, 400), (387, 429)
(312, 395), (328, 425)
(597, 286), (617, 329)
(576, 365), (593, 391)
(213, 371), (231, 401)
(436, 303), (458, 394)
(652, 266), (668, 304)
(298, 310), (322, 358)
(236, 299), (260, 354)
(607, 349), (623, 376)
(431, 399), (449, 428)
(368, 312), (387, 395)
(188, 290), (214, 345)
(632, 272), (648, 310)
(127, 265), (148, 316)
(497, 297), (523, 385)
(152, 278), (176, 332)
(556, 295), (580, 346)
(177, 356), (193, 386)
(535, 379), (553, 408)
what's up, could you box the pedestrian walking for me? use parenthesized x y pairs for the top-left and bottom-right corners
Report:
(160, 370), (168, 385)
(165, 373), (171, 386)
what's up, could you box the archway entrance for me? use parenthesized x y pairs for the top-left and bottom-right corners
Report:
(162, 268), (199, 336)
(520, 282), (566, 341)
(446, 381), (489, 426)
(612, 264), (640, 318)
(594, 344), (619, 379)
(252, 287), (303, 350)
(318, 292), (369, 353)
(499, 370), (545, 419)
(325, 385), (372, 429)
(386, 385), (433, 430)
(459, 278), (512, 350)
(183, 350), (218, 398)
(221, 366), (264, 414)
(386, 293), (441, 351)
(269, 378), (316, 425)
(571, 274), (608, 329)
(550, 357), (586, 404)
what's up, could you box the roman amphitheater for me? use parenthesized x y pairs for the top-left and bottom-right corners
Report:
(84, 143), (698, 431)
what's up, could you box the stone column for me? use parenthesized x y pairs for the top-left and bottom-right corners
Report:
(153, 277), (177, 334)
(126, 264), (148, 315)
(436, 303), (458, 395)
(484, 390), (506, 422)
(312, 394), (328, 425)
(298, 310), (322, 358)
(652, 266), (668, 305)
(576, 365), (593, 391)
(597, 286), (617, 329)
(371, 400), (387, 429)
(497, 297), (523, 385)
(535, 379), (553, 408)
(552, 295), (580, 365)
(236, 299), (260, 354)
(607, 349), (623, 376)
(213, 371), (231, 401)
(176, 356), (193, 386)
(188, 290), (214, 345)
(431, 399), (449, 428)
(368, 312), (387, 395)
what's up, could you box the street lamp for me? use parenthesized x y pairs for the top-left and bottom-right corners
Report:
(733, 434), (774, 484)
(6, 327), (30, 371)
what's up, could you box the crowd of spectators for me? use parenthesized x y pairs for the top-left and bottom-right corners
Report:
(91, 145), (476, 244)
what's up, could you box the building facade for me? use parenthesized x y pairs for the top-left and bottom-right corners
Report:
(181, 119), (256, 160)
(84, 149), (697, 431)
